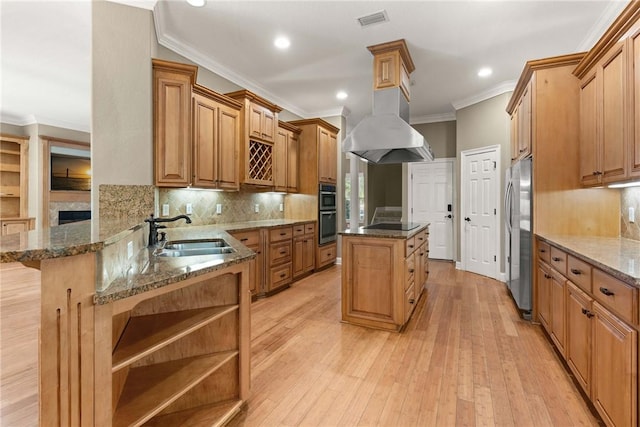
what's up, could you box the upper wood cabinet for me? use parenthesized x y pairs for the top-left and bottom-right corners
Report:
(508, 79), (532, 162)
(152, 59), (197, 187)
(0, 134), (28, 219)
(192, 85), (242, 190)
(152, 59), (242, 190)
(368, 39), (415, 102)
(288, 118), (340, 191)
(274, 121), (301, 193)
(574, 2), (640, 185)
(226, 90), (282, 187)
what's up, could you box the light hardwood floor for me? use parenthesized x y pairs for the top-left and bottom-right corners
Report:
(229, 260), (602, 427)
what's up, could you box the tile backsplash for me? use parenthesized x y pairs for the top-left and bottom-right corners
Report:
(157, 188), (285, 226)
(621, 187), (640, 241)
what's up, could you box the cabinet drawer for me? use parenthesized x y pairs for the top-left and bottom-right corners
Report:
(304, 223), (315, 235)
(405, 282), (416, 321)
(293, 224), (306, 237)
(270, 263), (292, 289)
(567, 255), (592, 293)
(405, 253), (415, 290)
(593, 269), (637, 324)
(230, 230), (260, 246)
(549, 246), (567, 275)
(318, 242), (336, 267)
(269, 240), (292, 266)
(537, 241), (551, 264)
(405, 236), (416, 256)
(270, 226), (293, 242)
(415, 230), (428, 246)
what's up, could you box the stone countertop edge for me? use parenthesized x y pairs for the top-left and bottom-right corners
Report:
(339, 223), (430, 239)
(0, 218), (316, 263)
(536, 234), (640, 287)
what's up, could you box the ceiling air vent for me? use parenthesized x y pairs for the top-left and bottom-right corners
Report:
(357, 10), (389, 27)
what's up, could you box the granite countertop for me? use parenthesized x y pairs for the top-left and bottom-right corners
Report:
(536, 234), (640, 287)
(340, 223), (429, 239)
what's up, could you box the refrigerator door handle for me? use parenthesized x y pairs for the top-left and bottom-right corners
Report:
(504, 180), (513, 232)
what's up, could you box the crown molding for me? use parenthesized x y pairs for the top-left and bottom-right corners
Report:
(306, 106), (350, 119)
(107, 0), (157, 11)
(451, 80), (516, 111)
(0, 112), (90, 133)
(576, 0), (631, 52)
(410, 112), (456, 124)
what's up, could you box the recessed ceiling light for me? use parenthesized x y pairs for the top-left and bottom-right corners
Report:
(187, 0), (206, 7)
(478, 67), (492, 77)
(336, 91), (348, 100)
(274, 36), (291, 50)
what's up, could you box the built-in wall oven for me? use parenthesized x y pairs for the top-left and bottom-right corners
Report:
(318, 184), (337, 245)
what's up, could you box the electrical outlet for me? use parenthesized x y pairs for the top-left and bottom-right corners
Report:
(216, 204), (222, 214)
(630, 207), (636, 223)
(127, 241), (134, 259)
(186, 203), (193, 215)
(279, 203), (284, 212)
(254, 204), (259, 213)
(162, 204), (169, 216)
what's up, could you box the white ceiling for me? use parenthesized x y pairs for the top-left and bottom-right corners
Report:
(0, 0), (630, 133)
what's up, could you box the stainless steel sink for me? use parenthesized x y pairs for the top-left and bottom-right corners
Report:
(153, 238), (236, 257)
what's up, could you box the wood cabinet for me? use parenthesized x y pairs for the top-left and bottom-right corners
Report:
(536, 237), (639, 427)
(341, 226), (428, 332)
(509, 79), (532, 162)
(229, 229), (264, 298)
(226, 90), (282, 187)
(152, 59), (197, 187)
(578, 41), (628, 186)
(192, 85), (242, 190)
(152, 59), (242, 189)
(292, 222), (315, 279)
(266, 226), (293, 293)
(317, 241), (337, 270)
(274, 122), (301, 193)
(368, 39), (415, 102)
(630, 25), (640, 178)
(1, 218), (34, 235)
(0, 134), (29, 221)
(318, 126), (337, 184)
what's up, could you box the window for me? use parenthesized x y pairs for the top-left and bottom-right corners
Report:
(345, 171), (365, 228)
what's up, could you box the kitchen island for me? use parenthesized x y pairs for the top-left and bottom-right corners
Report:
(340, 223), (429, 332)
(0, 217), (312, 426)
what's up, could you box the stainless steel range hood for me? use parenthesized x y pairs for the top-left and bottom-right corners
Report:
(342, 87), (434, 164)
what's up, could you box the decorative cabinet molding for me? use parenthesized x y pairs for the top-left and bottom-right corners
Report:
(367, 39), (415, 101)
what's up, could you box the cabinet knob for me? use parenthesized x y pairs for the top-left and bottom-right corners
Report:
(408, 244), (414, 249)
(599, 287), (615, 296)
(240, 238), (248, 242)
(570, 268), (581, 275)
(409, 298), (415, 304)
(539, 249), (546, 253)
(581, 308), (594, 318)
(552, 257), (562, 262)
(280, 232), (286, 236)
(544, 274), (552, 279)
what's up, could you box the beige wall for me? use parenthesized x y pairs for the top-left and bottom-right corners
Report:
(455, 92), (511, 267)
(367, 164), (402, 223)
(413, 120), (457, 159)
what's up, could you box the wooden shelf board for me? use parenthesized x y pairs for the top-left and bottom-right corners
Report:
(143, 399), (243, 426)
(112, 305), (238, 372)
(113, 351), (238, 427)
(0, 148), (20, 155)
(0, 164), (20, 173)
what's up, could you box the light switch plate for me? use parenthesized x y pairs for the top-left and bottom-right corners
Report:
(127, 241), (134, 259)
(630, 207), (635, 223)
(279, 203), (284, 212)
(186, 203), (193, 214)
(162, 204), (169, 216)
(254, 204), (259, 213)
(216, 204), (222, 214)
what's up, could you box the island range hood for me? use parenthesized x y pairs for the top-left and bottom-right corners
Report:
(342, 39), (434, 164)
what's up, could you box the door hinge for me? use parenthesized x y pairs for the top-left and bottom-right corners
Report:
(494, 208), (497, 215)
(494, 255), (497, 262)
(493, 161), (496, 170)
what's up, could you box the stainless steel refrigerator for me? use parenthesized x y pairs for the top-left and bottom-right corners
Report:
(504, 157), (532, 319)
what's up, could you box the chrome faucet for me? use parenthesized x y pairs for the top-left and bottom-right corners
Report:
(144, 213), (192, 247)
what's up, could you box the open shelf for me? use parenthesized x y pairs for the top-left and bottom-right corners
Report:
(112, 305), (238, 372)
(0, 186), (20, 197)
(0, 164), (20, 173)
(143, 399), (243, 426)
(113, 351), (237, 427)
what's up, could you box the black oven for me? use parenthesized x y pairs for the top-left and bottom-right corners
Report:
(319, 184), (336, 211)
(318, 184), (337, 245)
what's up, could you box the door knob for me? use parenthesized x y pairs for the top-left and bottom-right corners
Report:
(464, 217), (471, 222)
(445, 214), (452, 219)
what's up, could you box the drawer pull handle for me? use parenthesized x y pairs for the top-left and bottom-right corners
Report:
(599, 287), (615, 296)
(408, 244), (414, 249)
(552, 257), (562, 262)
(280, 232), (286, 236)
(279, 251), (286, 255)
(544, 274), (552, 279)
(581, 308), (594, 318)
(539, 249), (546, 253)
(409, 298), (415, 304)
(570, 268), (581, 275)
(240, 238), (249, 242)
(280, 273), (286, 278)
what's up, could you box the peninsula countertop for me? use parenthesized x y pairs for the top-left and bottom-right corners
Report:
(536, 233), (640, 287)
(340, 222), (429, 239)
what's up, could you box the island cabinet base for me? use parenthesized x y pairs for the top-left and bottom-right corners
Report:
(341, 227), (428, 332)
(93, 262), (251, 427)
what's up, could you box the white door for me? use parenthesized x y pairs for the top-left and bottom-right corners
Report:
(461, 146), (500, 278)
(409, 159), (454, 260)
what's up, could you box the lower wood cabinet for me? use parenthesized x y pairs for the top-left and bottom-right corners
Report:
(292, 222), (315, 279)
(266, 226), (293, 293)
(229, 229), (264, 297)
(549, 269), (567, 356)
(317, 242), (337, 269)
(537, 262), (552, 330)
(566, 281), (593, 395)
(0, 218), (34, 235)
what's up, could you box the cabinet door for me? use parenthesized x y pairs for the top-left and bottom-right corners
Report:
(1, 220), (29, 235)
(566, 281), (593, 396)
(592, 302), (637, 427)
(247, 244), (263, 296)
(302, 235), (315, 273)
(579, 72), (600, 186)
(274, 129), (288, 192)
(287, 132), (299, 192)
(292, 236), (305, 278)
(510, 108), (518, 162)
(154, 69), (192, 186)
(262, 109), (276, 142)
(600, 41), (628, 183)
(217, 105), (240, 190)
(550, 271), (566, 356)
(537, 262), (551, 330)
(192, 93), (219, 188)
(630, 28), (640, 177)
(318, 127), (336, 184)
(249, 104), (264, 140)
(517, 81), (532, 159)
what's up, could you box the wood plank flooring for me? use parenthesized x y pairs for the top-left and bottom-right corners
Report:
(229, 260), (602, 427)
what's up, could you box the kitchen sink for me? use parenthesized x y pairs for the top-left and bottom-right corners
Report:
(153, 238), (236, 257)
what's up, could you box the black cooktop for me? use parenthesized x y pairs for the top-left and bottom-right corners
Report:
(362, 222), (421, 231)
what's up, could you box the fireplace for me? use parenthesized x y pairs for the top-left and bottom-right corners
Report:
(58, 210), (91, 225)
